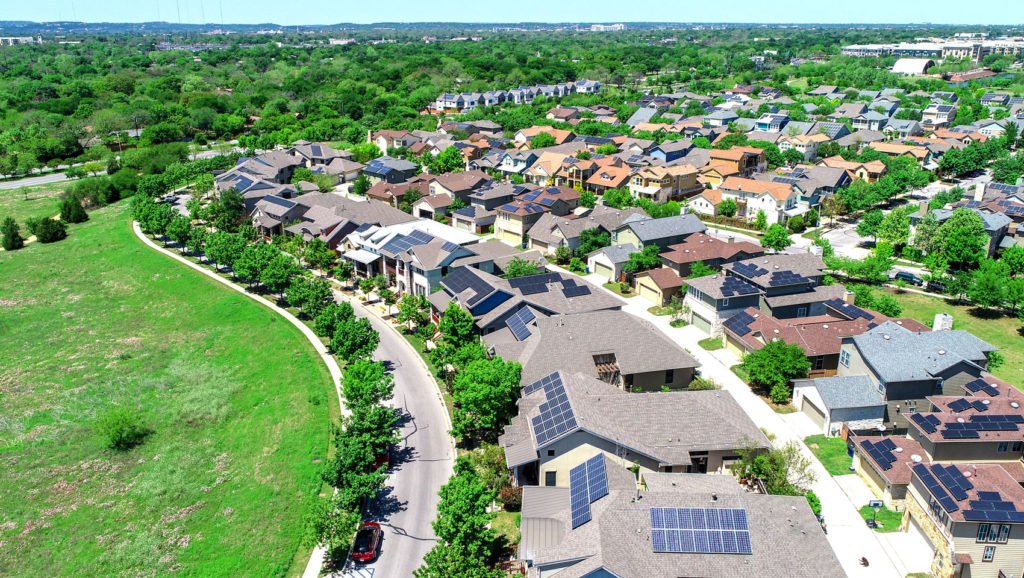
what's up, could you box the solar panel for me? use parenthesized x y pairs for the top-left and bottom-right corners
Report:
(539, 197), (557, 207)
(970, 400), (989, 412)
(585, 454), (609, 502)
(530, 375), (578, 446)
(505, 307), (536, 342)
(910, 413), (938, 434)
(721, 276), (759, 297)
(508, 273), (561, 289)
(650, 508), (752, 555)
(441, 241), (461, 253)
(964, 379), (1000, 397)
(519, 283), (548, 296)
(723, 311), (756, 337)
(569, 463), (592, 528)
(562, 285), (591, 298)
(913, 463), (959, 512)
(523, 372), (562, 395)
(978, 491), (1002, 501)
(948, 399), (971, 413)
(731, 262), (768, 278)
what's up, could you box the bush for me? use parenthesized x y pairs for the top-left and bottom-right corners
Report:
(498, 485), (523, 512)
(787, 215), (805, 234)
(805, 490), (822, 517)
(96, 406), (150, 450)
(26, 217), (68, 243)
(60, 196), (89, 223)
(769, 383), (791, 404)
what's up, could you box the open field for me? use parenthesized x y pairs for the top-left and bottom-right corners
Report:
(0, 204), (334, 577)
(0, 182), (69, 224)
(888, 290), (1024, 388)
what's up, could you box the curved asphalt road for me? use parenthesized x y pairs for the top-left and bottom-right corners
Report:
(340, 294), (455, 578)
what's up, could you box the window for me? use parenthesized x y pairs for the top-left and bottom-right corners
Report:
(997, 442), (1009, 453)
(988, 524), (1000, 542)
(547, 449), (555, 457)
(797, 307), (808, 317)
(998, 524), (1010, 543)
(840, 349), (851, 368)
(721, 298), (730, 307)
(665, 369), (675, 384)
(544, 471), (557, 487)
(1012, 442), (1023, 452)
(978, 524), (990, 542)
(813, 356), (826, 371)
(983, 546), (995, 562)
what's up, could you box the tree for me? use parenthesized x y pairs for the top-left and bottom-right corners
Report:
(343, 359), (395, 411)
(503, 257), (542, 278)
(438, 302), (476, 351)
(529, 132), (556, 149)
(856, 209), (884, 242)
(351, 174), (371, 195)
(969, 259), (1009, 308)
(209, 188), (244, 232)
(379, 288), (397, 316)
(304, 238), (337, 274)
(261, 253), (300, 296)
(553, 245), (572, 265)
(787, 215), (805, 234)
(234, 242), (278, 286)
(1004, 277), (1024, 313)
(314, 302), (355, 337)
(60, 196), (89, 223)
(753, 209), (768, 231)
(740, 340), (810, 399)
(1000, 245), (1024, 276)
(718, 198), (738, 218)
(416, 542), (500, 578)
(166, 214), (192, 252)
(579, 189), (597, 209)
(95, 406), (149, 451)
(1, 217), (25, 251)
(204, 231), (246, 272)
(577, 227), (610, 256)
(431, 146), (465, 174)
(877, 208), (911, 247)
(331, 317), (379, 362)
(287, 276), (334, 318)
(688, 261), (716, 279)
(397, 294), (430, 330)
(913, 211), (942, 255)
(782, 149), (805, 166)
(432, 457), (497, 559)
(935, 208), (988, 270)
(761, 224), (793, 253)
(733, 441), (816, 496)
(451, 358), (523, 443)
(601, 187), (632, 209)
(624, 245), (662, 273)
(333, 259), (355, 286)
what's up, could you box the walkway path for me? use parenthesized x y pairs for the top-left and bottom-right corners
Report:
(551, 263), (931, 578)
(133, 224), (454, 578)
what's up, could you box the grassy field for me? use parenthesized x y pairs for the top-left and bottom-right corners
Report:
(888, 290), (1024, 388)
(858, 505), (904, 533)
(805, 435), (853, 476)
(698, 337), (723, 351)
(0, 181), (70, 224)
(0, 204), (335, 577)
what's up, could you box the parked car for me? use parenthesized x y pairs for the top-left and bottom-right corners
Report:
(892, 271), (924, 286)
(350, 521), (382, 563)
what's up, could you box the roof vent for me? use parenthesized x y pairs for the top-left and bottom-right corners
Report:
(896, 320), (903, 325)
(957, 417), (966, 423)
(938, 349), (946, 355)
(963, 470), (973, 478)
(883, 334), (891, 340)
(911, 454), (923, 463)
(823, 324), (829, 329)
(982, 399), (991, 405)
(1011, 402), (1020, 409)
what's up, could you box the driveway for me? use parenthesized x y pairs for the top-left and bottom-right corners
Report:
(334, 293), (455, 578)
(557, 264), (932, 577)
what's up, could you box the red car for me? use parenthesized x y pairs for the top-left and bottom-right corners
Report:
(350, 521), (382, 563)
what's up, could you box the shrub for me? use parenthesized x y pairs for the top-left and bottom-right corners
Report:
(498, 484), (523, 512)
(769, 383), (791, 404)
(805, 490), (822, 517)
(60, 195), (89, 223)
(96, 406), (150, 450)
(26, 217), (68, 243)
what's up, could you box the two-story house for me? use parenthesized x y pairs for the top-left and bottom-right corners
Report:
(776, 133), (831, 161)
(923, 103), (959, 128)
(526, 205), (645, 254)
(494, 186), (579, 246)
(754, 112), (790, 133)
(711, 176), (799, 226)
(851, 111), (890, 132)
(720, 253), (834, 319)
(498, 150), (539, 178)
(709, 146), (767, 177)
(611, 213), (706, 251)
(363, 157), (419, 185)
(627, 164), (702, 203)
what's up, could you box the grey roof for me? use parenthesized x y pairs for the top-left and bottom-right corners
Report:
(293, 192), (415, 228)
(784, 121), (815, 135)
(590, 243), (638, 264)
(764, 284), (848, 308)
(640, 472), (744, 494)
(528, 206), (646, 247)
(932, 208), (1011, 232)
(501, 371), (769, 468)
(620, 214), (706, 243)
(851, 321), (997, 383)
(836, 130), (885, 147)
(684, 274), (757, 300)
(811, 121), (848, 139)
(723, 253), (826, 287)
(489, 310), (699, 384)
(626, 107), (659, 127)
(706, 109), (739, 121)
(733, 118), (757, 131)
(803, 375), (885, 410)
(525, 460), (844, 578)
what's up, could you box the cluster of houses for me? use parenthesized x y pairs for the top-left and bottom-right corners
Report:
(428, 79), (602, 114)
(203, 73), (1024, 577)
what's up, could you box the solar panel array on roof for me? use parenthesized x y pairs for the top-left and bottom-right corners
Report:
(568, 455), (610, 529)
(508, 273), (561, 289)
(910, 413), (940, 434)
(948, 399), (971, 413)
(964, 378), (1000, 397)
(505, 307), (536, 342)
(860, 438), (898, 471)
(768, 271), (809, 287)
(913, 463), (959, 512)
(731, 262), (768, 278)
(650, 507), (752, 555)
(823, 299), (873, 320)
(721, 276), (759, 297)
(934, 464), (974, 501)
(500, 203), (518, 212)
(723, 311), (756, 336)
(382, 230), (435, 255)
(970, 400), (990, 412)
(539, 197), (557, 207)
(522, 190), (542, 201)
(529, 374), (578, 446)
(441, 267), (493, 307)
(264, 195), (295, 208)
(520, 283), (549, 296)
(441, 241), (461, 253)
(311, 144), (322, 157)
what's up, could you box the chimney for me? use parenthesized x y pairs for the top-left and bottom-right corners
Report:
(367, 129), (373, 144)
(727, 235), (735, 244)
(974, 182), (985, 202)
(843, 290), (856, 305)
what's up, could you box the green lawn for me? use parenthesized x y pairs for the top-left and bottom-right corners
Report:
(889, 290), (1024, 388)
(858, 505), (904, 533)
(603, 281), (635, 297)
(0, 204), (335, 577)
(805, 435), (853, 476)
(492, 511), (521, 549)
(698, 337), (723, 351)
(0, 181), (69, 225)
(648, 305), (675, 316)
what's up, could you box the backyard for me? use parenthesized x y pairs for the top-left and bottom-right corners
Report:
(0, 204), (335, 577)
(889, 290), (1024, 388)
(804, 435), (853, 476)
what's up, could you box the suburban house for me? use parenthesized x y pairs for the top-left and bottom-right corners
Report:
(612, 214), (707, 250)
(922, 103), (959, 127)
(498, 150), (540, 177)
(704, 109), (739, 127)
(410, 194), (452, 220)
(514, 126), (575, 148)
(430, 268), (620, 335)
(710, 176), (800, 226)
(682, 274), (763, 336)
(500, 370), (770, 487)
(836, 129), (886, 149)
(426, 170), (492, 203)
(627, 164), (703, 203)
(366, 177), (429, 207)
(720, 253), (836, 319)
(256, 191), (414, 250)
(587, 243), (638, 283)
(518, 458), (843, 578)
(754, 112), (789, 133)
(851, 111), (890, 132)
(850, 433), (928, 507)
(869, 142), (932, 165)
(494, 186), (580, 246)
(634, 267), (687, 306)
(363, 157), (419, 184)
(648, 140), (695, 163)
(818, 156), (889, 182)
(658, 233), (764, 277)
(371, 129), (419, 152)
(450, 181), (522, 234)
(698, 159), (742, 189)
(708, 147), (767, 177)
(486, 309), (700, 390)
(884, 119), (925, 139)
(756, 165), (853, 209)
(776, 133), (831, 161)
(585, 162), (633, 193)
(526, 205), (645, 254)
(289, 141), (351, 167)
(829, 321), (999, 432)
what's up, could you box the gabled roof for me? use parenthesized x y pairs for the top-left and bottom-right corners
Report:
(803, 375), (884, 410)
(850, 321), (997, 383)
(618, 214), (706, 242)
(659, 233), (764, 265)
(720, 176), (795, 202)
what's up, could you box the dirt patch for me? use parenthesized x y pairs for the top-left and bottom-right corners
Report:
(160, 501), (205, 525)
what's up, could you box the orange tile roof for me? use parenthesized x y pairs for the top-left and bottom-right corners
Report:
(720, 176), (794, 202)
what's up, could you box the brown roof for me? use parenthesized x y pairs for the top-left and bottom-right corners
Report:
(366, 178), (429, 203)
(720, 176), (795, 202)
(518, 126), (574, 145)
(854, 434), (927, 487)
(639, 267), (686, 290)
(870, 142), (930, 160)
(818, 156), (888, 176)
(585, 164), (632, 189)
(710, 146), (764, 161)
(700, 159), (742, 176)
(912, 463), (1024, 523)
(429, 170), (491, 193)
(659, 233), (763, 265)
(909, 386), (1024, 445)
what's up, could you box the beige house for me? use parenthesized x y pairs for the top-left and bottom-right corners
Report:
(628, 164), (701, 203)
(698, 176), (798, 226)
(817, 156), (889, 182)
(500, 371), (770, 488)
(777, 133), (831, 161)
(634, 267), (686, 306)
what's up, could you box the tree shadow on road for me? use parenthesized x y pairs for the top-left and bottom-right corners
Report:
(364, 484), (408, 521)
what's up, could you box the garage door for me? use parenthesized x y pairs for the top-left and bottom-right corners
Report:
(801, 397), (827, 429)
(637, 280), (661, 305)
(725, 335), (747, 358)
(594, 261), (614, 282)
(691, 312), (712, 334)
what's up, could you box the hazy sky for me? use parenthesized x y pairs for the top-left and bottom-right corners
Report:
(9, 0), (1024, 25)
